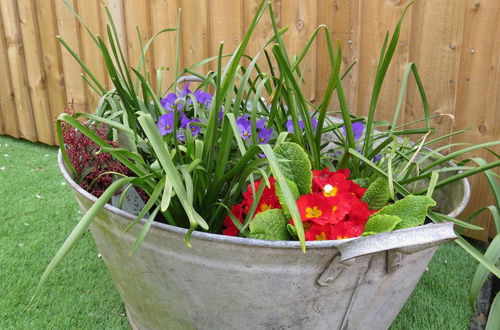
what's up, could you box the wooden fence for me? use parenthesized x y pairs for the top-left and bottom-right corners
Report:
(0, 0), (498, 239)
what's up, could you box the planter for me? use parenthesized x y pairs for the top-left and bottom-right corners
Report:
(59, 151), (469, 330)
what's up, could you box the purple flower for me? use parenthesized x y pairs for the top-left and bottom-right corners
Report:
(254, 118), (272, 143)
(333, 150), (343, 159)
(342, 121), (365, 141)
(256, 118), (266, 129)
(187, 118), (201, 137)
(157, 112), (176, 136)
(180, 112), (190, 129)
(194, 90), (213, 108)
(218, 108), (224, 122)
(161, 93), (177, 110)
(285, 120), (304, 133)
(237, 116), (252, 140)
(177, 132), (186, 142)
(179, 82), (191, 98)
(285, 116), (317, 133)
(311, 117), (318, 131)
(258, 127), (273, 144)
(373, 153), (382, 162)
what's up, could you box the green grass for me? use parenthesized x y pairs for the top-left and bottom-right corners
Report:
(0, 134), (478, 329)
(0, 135), (129, 329)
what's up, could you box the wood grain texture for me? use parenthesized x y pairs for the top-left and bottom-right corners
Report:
(405, 0), (465, 148)
(316, 0), (361, 113)
(242, 0), (278, 77)
(0, 7), (19, 137)
(149, 0), (178, 94)
(102, 0), (127, 89)
(55, 0), (87, 114)
(0, 0), (37, 141)
(18, 0), (53, 145)
(453, 0), (500, 241)
(34, 0), (67, 140)
(78, 0), (107, 114)
(207, 0), (242, 72)
(281, 0), (317, 102)
(357, 0), (412, 123)
(123, 0), (152, 83)
(179, 0), (209, 84)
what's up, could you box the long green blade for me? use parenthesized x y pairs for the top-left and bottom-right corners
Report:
(30, 177), (135, 305)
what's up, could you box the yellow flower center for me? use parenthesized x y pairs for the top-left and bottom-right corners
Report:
(243, 132), (249, 136)
(305, 206), (322, 218)
(323, 184), (338, 197)
(332, 205), (338, 214)
(315, 232), (327, 240)
(165, 124), (171, 130)
(259, 203), (272, 213)
(336, 235), (349, 240)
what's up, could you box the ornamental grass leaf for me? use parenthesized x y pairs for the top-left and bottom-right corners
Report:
(362, 177), (391, 210)
(287, 224), (298, 239)
(362, 214), (401, 236)
(275, 178), (300, 218)
(273, 142), (312, 195)
(376, 195), (436, 230)
(249, 209), (290, 241)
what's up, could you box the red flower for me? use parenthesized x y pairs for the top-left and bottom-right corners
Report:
(312, 168), (352, 197)
(223, 177), (282, 236)
(243, 177), (281, 214)
(224, 169), (377, 241)
(327, 193), (357, 224)
(294, 169), (376, 241)
(347, 199), (376, 226)
(349, 182), (367, 199)
(330, 220), (365, 240)
(296, 193), (333, 225)
(304, 222), (333, 241)
(312, 167), (367, 200)
(222, 203), (246, 236)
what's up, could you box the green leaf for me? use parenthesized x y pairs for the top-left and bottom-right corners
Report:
(275, 178), (300, 218)
(123, 176), (166, 233)
(249, 209), (290, 241)
(29, 177), (136, 306)
(376, 195), (436, 229)
(287, 224), (298, 239)
(260, 144), (306, 251)
(362, 2), (414, 157)
(130, 206), (161, 256)
(486, 292), (500, 330)
(137, 113), (208, 243)
(353, 178), (371, 189)
(470, 233), (500, 309)
(363, 214), (401, 235)
(273, 142), (312, 195)
(362, 177), (391, 210)
(161, 176), (173, 212)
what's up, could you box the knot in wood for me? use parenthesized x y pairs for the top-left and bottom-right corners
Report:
(296, 19), (304, 31)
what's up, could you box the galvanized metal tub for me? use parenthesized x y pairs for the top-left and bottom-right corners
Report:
(59, 151), (469, 330)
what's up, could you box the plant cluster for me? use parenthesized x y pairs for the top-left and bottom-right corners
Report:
(32, 1), (499, 322)
(61, 103), (131, 198)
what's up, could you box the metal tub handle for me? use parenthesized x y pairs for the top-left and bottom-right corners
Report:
(336, 222), (456, 262)
(317, 222), (456, 285)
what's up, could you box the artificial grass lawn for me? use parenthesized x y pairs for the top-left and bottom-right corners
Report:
(0, 134), (479, 329)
